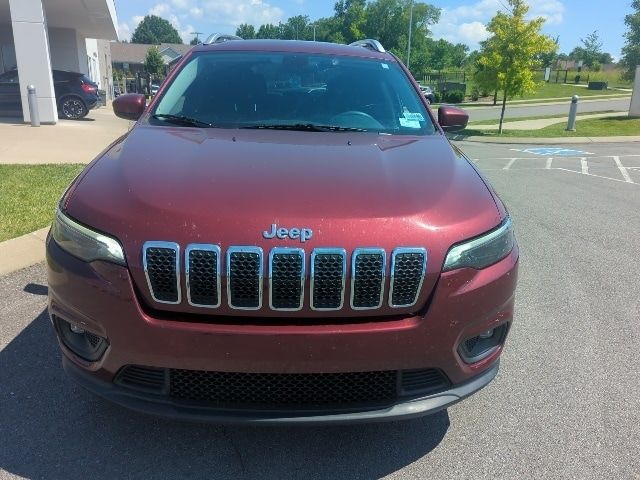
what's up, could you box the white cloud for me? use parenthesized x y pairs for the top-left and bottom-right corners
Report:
(171, 0), (190, 8)
(117, 22), (131, 41)
(201, 0), (283, 27)
(121, 0), (284, 44)
(149, 3), (171, 17)
(190, 6), (204, 19)
(432, 0), (564, 50)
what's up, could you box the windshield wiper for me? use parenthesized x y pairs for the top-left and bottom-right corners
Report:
(151, 113), (214, 128)
(241, 123), (367, 132)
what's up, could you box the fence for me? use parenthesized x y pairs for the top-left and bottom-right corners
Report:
(420, 69), (575, 88)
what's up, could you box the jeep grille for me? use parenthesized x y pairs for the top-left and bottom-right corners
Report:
(142, 244), (427, 312)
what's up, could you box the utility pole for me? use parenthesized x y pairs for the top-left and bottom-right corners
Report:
(190, 31), (203, 43)
(407, 0), (414, 69)
(313, 24), (316, 41)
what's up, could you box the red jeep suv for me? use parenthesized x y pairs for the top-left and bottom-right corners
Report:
(46, 37), (518, 424)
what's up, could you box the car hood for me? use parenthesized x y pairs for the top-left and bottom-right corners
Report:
(67, 125), (502, 316)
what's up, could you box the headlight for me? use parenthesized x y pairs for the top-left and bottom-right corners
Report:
(443, 217), (514, 271)
(52, 208), (126, 266)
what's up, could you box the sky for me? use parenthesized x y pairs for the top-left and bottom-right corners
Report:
(114, 0), (634, 59)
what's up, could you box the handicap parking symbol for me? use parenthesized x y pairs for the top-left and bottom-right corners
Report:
(511, 147), (594, 156)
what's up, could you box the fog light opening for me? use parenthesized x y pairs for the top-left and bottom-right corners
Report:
(69, 324), (85, 334)
(53, 315), (108, 362)
(458, 324), (508, 364)
(479, 329), (494, 339)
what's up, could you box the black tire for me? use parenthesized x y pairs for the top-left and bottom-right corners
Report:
(59, 96), (88, 120)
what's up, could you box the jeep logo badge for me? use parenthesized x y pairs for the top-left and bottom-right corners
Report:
(263, 224), (313, 243)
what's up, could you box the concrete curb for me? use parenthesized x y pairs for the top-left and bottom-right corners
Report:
(0, 227), (48, 277)
(449, 135), (640, 144)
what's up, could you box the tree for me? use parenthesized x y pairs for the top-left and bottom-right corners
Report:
(144, 46), (165, 77)
(256, 23), (280, 39)
(474, 0), (556, 133)
(537, 35), (559, 67)
(569, 30), (605, 68)
(236, 24), (256, 39)
(621, 0), (640, 81)
(132, 15), (182, 44)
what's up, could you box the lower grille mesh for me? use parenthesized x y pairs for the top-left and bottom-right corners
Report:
(170, 369), (398, 407)
(116, 365), (450, 409)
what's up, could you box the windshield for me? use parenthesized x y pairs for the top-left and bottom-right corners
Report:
(153, 51), (435, 135)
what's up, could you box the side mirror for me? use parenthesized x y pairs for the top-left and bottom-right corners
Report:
(113, 93), (146, 121)
(438, 106), (469, 132)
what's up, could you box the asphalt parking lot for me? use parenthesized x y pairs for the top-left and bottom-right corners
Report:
(1, 141), (639, 479)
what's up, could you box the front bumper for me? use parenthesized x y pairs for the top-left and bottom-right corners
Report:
(64, 355), (500, 424)
(47, 234), (518, 423)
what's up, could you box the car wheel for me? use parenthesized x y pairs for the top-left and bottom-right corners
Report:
(60, 97), (88, 120)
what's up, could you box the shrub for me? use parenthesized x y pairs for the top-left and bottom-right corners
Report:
(433, 91), (442, 103)
(445, 90), (465, 103)
(471, 86), (480, 101)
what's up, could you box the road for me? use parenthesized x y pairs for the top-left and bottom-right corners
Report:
(1, 142), (639, 479)
(464, 97), (631, 122)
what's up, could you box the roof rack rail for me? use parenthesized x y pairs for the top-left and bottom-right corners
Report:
(203, 33), (243, 45)
(348, 39), (386, 53)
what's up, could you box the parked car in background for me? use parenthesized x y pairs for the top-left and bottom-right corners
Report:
(419, 85), (436, 104)
(0, 69), (100, 119)
(150, 84), (160, 96)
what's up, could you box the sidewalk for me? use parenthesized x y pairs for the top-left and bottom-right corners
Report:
(0, 107), (131, 165)
(470, 111), (626, 131)
(0, 228), (48, 277)
(450, 134), (640, 144)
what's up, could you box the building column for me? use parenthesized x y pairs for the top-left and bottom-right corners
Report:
(9, 0), (57, 124)
(630, 66), (640, 118)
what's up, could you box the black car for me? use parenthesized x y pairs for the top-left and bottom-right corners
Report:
(0, 69), (100, 119)
(419, 85), (436, 104)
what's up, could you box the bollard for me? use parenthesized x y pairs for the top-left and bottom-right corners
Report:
(566, 95), (579, 131)
(27, 85), (40, 127)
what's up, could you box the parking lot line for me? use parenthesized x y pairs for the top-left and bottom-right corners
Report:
(613, 156), (634, 183)
(546, 157), (553, 169)
(503, 158), (517, 170)
(550, 167), (639, 185)
(580, 157), (589, 175)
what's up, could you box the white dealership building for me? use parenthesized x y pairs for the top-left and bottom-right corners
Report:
(0, 0), (118, 123)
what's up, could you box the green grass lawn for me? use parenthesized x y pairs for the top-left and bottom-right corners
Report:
(0, 164), (85, 242)
(511, 83), (631, 100)
(459, 116), (640, 138)
(467, 110), (620, 125)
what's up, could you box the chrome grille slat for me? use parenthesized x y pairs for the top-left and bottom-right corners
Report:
(310, 248), (347, 311)
(185, 244), (221, 308)
(389, 248), (427, 308)
(350, 248), (386, 310)
(227, 247), (263, 310)
(269, 248), (305, 311)
(143, 241), (181, 304)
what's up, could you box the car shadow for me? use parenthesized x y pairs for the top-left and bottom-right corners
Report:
(0, 308), (449, 479)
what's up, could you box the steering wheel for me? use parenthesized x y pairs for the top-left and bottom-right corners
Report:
(329, 111), (384, 129)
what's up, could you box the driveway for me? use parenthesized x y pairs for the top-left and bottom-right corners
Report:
(1, 141), (639, 479)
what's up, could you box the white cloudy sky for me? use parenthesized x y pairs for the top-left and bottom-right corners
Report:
(114, 0), (628, 57)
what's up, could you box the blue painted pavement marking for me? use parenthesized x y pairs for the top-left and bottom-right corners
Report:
(510, 147), (594, 156)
